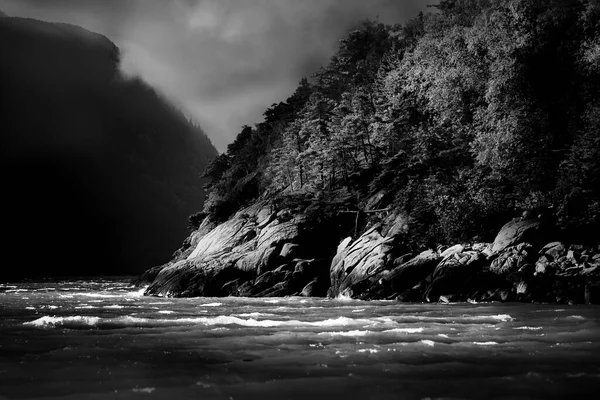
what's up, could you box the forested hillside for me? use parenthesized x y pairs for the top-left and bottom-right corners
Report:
(199, 0), (600, 248)
(0, 14), (217, 279)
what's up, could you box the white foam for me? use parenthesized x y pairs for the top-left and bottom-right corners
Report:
(420, 340), (435, 347)
(25, 316), (100, 328)
(514, 326), (542, 331)
(75, 305), (96, 309)
(335, 292), (355, 302)
(23, 314), (374, 329)
(319, 330), (371, 337)
(383, 327), (424, 334)
(25, 306), (35, 310)
(357, 348), (379, 353)
(438, 334), (449, 338)
(567, 315), (585, 320)
(199, 302), (223, 307)
(264, 299), (280, 304)
(236, 312), (275, 318)
(103, 305), (124, 309)
(351, 309), (366, 313)
(473, 341), (499, 346)
(158, 310), (174, 314)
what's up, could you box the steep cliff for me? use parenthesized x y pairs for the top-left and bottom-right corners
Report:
(0, 14), (218, 279)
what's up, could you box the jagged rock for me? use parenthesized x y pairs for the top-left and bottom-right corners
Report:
(327, 226), (394, 298)
(220, 278), (244, 295)
(273, 264), (295, 273)
(375, 250), (441, 298)
(280, 243), (304, 260)
(492, 218), (545, 254)
(490, 243), (536, 276)
(425, 251), (487, 301)
(256, 281), (291, 297)
(393, 253), (415, 266)
(472, 243), (493, 257)
(143, 201), (311, 297)
(440, 244), (464, 258)
(535, 255), (551, 275)
(541, 242), (566, 261)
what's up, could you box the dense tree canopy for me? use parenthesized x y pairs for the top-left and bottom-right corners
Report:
(200, 0), (600, 248)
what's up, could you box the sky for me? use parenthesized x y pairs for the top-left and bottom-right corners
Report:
(0, 0), (427, 152)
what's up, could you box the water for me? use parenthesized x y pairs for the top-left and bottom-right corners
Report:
(1, 278), (599, 399)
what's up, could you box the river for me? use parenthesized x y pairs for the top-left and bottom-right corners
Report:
(1, 278), (599, 399)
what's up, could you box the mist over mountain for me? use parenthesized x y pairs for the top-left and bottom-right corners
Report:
(0, 13), (217, 280)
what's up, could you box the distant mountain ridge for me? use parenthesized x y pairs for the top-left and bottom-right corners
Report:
(0, 13), (218, 279)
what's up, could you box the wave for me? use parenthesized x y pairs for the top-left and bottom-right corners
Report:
(319, 330), (372, 337)
(514, 326), (542, 331)
(24, 315), (385, 330)
(23, 312), (514, 331)
(198, 302), (223, 307)
(383, 327), (425, 334)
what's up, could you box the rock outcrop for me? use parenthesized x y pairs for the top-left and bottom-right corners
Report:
(144, 200), (341, 298)
(138, 207), (600, 304)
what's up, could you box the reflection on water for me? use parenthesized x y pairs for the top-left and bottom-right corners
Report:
(1, 278), (599, 399)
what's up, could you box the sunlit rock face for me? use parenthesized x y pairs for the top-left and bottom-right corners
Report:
(144, 200), (336, 298)
(0, 15), (217, 279)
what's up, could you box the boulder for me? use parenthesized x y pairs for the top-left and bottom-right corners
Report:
(280, 243), (304, 260)
(491, 218), (544, 254)
(373, 250), (441, 299)
(425, 251), (487, 302)
(327, 226), (394, 298)
(490, 243), (536, 276)
(440, 244), (464, 259)
(541, 242), (566, 261)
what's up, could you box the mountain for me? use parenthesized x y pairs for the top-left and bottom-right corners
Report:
(0, 14), (218, 280)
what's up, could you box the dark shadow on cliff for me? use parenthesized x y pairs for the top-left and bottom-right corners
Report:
(0, 14), (218, 280)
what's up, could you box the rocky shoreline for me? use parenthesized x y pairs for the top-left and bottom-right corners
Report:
(135, 199), (600, 305)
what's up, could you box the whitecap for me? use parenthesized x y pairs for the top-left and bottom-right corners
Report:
(383, 327), (424, 334)
(24, 314), (376, 330)
(236, 312), (274, 318)
(514, 326), (542, 331)
(125, 288), (147, 298)
(264, 299), (280, 304)
(438, 334), (449, 338)
(25, 306), (35, 310)
(351, 309), (365, 313)
(335, 293), (355, 302)
(473, 341), (499, 346)
(25, 316), (100, 328)
(103, 305), (124, 309)
(420, 340), (435, 347)
(357, 348), (379, 354)
(158, 310), (174, 314)
(199, 302), (223, 307)
(318, 330), (371, 337)
(567, 315), (585, 320)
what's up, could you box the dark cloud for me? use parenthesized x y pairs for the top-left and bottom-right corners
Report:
(1, 0), (426, 151)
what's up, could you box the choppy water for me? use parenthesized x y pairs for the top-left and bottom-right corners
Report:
(1, 278), (599, 399)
